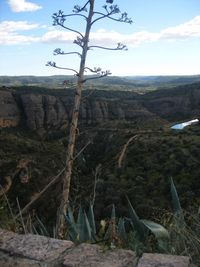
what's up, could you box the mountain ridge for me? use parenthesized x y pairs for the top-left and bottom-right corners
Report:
(1, 75), (200, 92)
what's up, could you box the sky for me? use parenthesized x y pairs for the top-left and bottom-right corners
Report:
(0, 0), (200, 76)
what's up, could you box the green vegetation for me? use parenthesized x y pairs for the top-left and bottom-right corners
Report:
(1, 123), (200, 224)
(1, 74), (200, 92)
(0, 81), (200, 264)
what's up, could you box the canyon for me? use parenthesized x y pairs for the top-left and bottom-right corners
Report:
(0, 83), (200, 132)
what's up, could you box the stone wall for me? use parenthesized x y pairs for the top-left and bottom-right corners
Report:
(0, 228), (195, 267)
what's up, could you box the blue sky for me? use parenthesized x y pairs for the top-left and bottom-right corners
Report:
(0, 0), (200, 76)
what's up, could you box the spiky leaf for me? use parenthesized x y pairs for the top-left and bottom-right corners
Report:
(170, 177), (182, 214)
(141, 219), (170, 252)
(170, 177), (185, 228)
(118, 217), (127, 244)
(87, 203), (96, 235)
(67, 206), (75, 225)
(79, 211), (92, 243)
(65, 214), (78, 242)
(127, 197), (147, 241)
(77, 206), (84, 233)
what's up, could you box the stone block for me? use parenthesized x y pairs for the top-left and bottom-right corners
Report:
(137, 253), (190, 267)
(63, 243), (138, 267)
(0, 228), (74, 265)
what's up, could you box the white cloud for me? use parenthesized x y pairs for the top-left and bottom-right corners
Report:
(0, 21), (40, 45)
(40, 16), (200, 47)
(0, 33), (39, 45)
(8, 0), (42, 12)
(0, 21), (39, 32)
(1, 16), (200, 46)
(89, 16), (200, 47)
(160, 16), (200, 40)
(41, 30), (76, 43)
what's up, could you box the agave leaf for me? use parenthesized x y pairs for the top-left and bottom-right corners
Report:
(170, 177), (185, 227)
(79, 211), (92, 243)
(141, 219), (170, 240)
(170, 177), (182, 214)
(65, 214), (78, 242)
(67, 206), (75, 225)
(118, 217), (127, 243)
(77, 206), (84, 234)
(87, 203), (96, 235)
(127, 197), (147, 241)
(141, 219), (170, 252)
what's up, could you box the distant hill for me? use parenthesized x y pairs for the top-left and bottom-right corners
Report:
(124, 75), (200, 87)
(1, 74), (200, 92)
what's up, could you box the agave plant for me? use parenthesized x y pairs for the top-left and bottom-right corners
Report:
(168, 177), (200, 259)
(65, 203), (129, 247)
(103, 204), (128, 248)
(126, 197), (170, 253)
(65, 204), (96, 243)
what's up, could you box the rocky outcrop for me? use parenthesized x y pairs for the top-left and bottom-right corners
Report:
(20, 94), (71, 131)
(142, 96), (196, 121)
(142, 83), (200, 121)
(0, 228), (195, 267)
(0, 89), (158, 132)
(0, 83), (200, 132)
(0, 90), (20, 127)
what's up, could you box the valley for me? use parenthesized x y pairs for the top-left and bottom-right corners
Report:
(0, 77), (200, 263)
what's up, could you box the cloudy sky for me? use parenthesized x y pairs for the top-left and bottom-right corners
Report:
(0, 0), (200, 76)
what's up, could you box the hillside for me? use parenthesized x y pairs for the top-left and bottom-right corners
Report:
(0, 82), (200, 264)
(1, 74), (200, 92)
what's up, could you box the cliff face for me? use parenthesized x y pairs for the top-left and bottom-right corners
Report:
(0, 83), (200, 132)
(0, 89), (157, 132)
(141, 83), (200, 121)
(0, 90), (20, 128)
(20, 94), (72, 131)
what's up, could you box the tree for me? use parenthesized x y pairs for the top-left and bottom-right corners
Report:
(47, 0), (132, 238)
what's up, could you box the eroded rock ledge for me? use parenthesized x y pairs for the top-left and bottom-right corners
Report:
(0, 228), (195, 267)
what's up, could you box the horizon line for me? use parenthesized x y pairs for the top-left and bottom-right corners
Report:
(0, 74), (200, 77)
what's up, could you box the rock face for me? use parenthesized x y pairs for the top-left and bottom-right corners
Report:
(0, 83), (200, 132)
(0, 89), (158, 132)
(142, 84), (200, 121)
(0, 228), (194, 267)
(20, 94), (71, 131)
(0, 90), (20, 127)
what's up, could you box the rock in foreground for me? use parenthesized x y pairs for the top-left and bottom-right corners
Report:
(0, 228), (194, 267)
